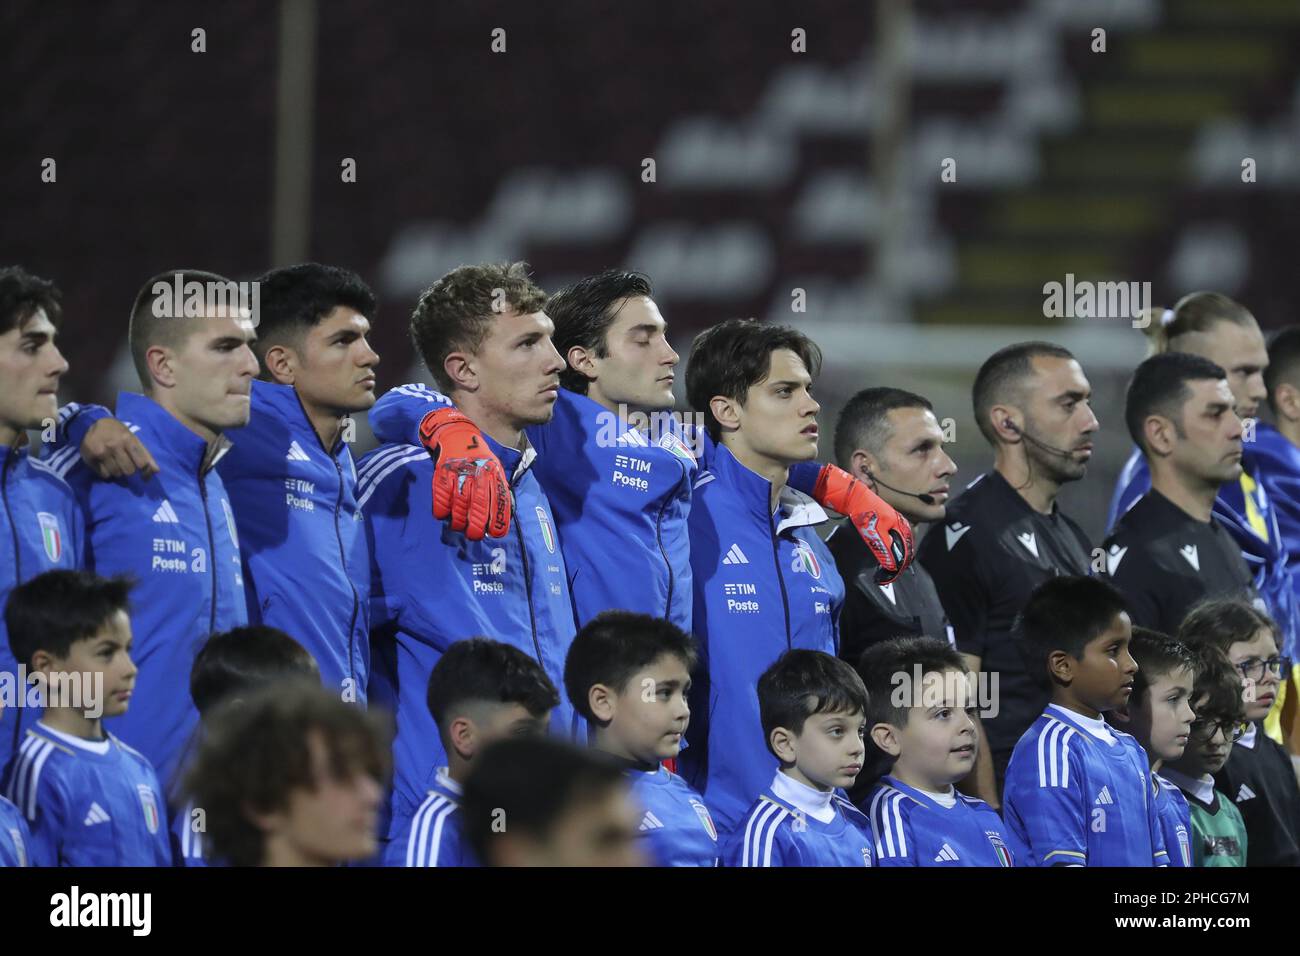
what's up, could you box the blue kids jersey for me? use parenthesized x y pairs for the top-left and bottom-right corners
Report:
(1110, 448), (1297, 659)
(0, 794), (32, 866)
(681, 445), (844, 832)
(630, 765), (719, 867)
(359, 432), (581, 838)
(384, 768), (474, 867)
(0, 444), (83, 779)
(1153, 773), (1194, 867)
(219, 380), (370, 701)
(3, 724), (171, 866)
(170, 798), (212, 867)
(864, 776), (1020, 866)
(46, 392), (248, 786)
(1003, 706), (1169, 867)
(369, 384), (698, 631)
(722, 775), (874, 867)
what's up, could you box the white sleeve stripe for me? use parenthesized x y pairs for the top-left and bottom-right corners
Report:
(392, 384), (443, 402)
(890, 792), (908, 857)
(1037, 720), (1050, 787)
(357, 450), (426, 510)
(760, 808), (789, 867)
(1038, 720), (1077, 789)
(868, 789), (889, 857)
(14, 739), (55, 820)
(408, 795), (452, 867)
(1060, 728), (1075, 789)
(742, 802), (781, 867)
(57, 403), (82, 425)
(356, 445), (418, 485)
(5, 735), (36, 807)
(426, 803), (454, 867)
(46, 446), (80, 475)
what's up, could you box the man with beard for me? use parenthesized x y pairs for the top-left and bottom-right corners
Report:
(919, 342), (1097, 800)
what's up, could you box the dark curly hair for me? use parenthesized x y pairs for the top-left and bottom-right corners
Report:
(0, 266), (62, 335)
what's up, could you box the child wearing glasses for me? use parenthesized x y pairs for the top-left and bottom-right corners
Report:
(1179, 599), (1300, 866)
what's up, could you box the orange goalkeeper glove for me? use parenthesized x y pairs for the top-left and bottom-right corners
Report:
(418, 407), (512, 540)
(811, 464), (915, 584)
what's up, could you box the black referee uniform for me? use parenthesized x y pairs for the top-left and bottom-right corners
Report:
(917, 470), (1092, 786)
(827, 521), (951, 667)
(1101, 490), (1258, 636)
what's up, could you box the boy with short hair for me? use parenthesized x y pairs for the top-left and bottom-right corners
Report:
(175, 625), (320, 865)
(721, 649), (874, 867)
(185, 680), (389, 867)
(2, 570), (172, 866)
(1159, 644), (1249, 866)
(1003, 576), (1170, 866)
(1178, 598), (1300, 866)
(564, 610), (718, 866)
(1112, 627), (1198, 866)
(385, 637), (559, 867)
(858, 637), (1020, 866)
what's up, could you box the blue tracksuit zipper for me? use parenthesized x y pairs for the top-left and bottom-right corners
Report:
(769, 508), (792, 648)
(197, 462), (217, 634)
(510, 478), (545, 666)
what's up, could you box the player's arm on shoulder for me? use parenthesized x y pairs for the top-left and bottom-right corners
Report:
(370, 383), (456, 446)
(59, 404), (161, 480)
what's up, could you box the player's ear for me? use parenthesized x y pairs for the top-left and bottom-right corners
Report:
(870, 723), (901, 757)
(145, 344), (179, 391)
(1276, 383), (1300, 424)
(587, 683), (616, 724)
(566, 344), (598, 385)
(1047, 649), (1074, 685)
(769, 726), (797, 764)
(447, 715), (476, 760)
(261, 342), (296, 386)
(28, 648), (56, 674)
(443, 350), (477, 393)
(708, 395), (741, 436)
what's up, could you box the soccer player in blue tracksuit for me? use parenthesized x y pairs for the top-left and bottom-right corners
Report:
(386, 638), (558, 868)
(857, 638), (1022, 866)
(682, 319), (852, 833)
(1256, 329), (1300, 681)
(0, 791), (30, 866)
(565, 611), (719, 866)
(53, 265), (381, 706)
(723, 651), (875, 867)
(1109, 294), (1296, 661)
(43, 271), (257, 786)
(1004, 577), (1170, 867)
(0, 268), (84, 781)
(367, 269), (913, 636)
(359, 262), (583, 842)
(4, 572), (172, 867)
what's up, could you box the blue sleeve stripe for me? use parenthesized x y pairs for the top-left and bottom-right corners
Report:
(357, 449), (426, 510)
(1037, 720), (1076, 789)
(407, 795), (456, 867)
(741, 800), (787, 867)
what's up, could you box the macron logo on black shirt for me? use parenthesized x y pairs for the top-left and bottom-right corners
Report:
(945, 523), (970, 550)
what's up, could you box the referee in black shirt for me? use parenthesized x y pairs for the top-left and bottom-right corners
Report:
(919, 342), (1097, 804)
(827, 387), (957, 662)
(1103, 352), (1259, 633)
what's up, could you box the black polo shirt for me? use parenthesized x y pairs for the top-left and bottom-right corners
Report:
(1102, 489), (1258, 636)
(1214, 722), (1300, 867)
(827, 521), (952, 668)
(917, 470), (1092, 779)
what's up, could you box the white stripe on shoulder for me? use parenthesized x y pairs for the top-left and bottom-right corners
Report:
(357, 449), (426, 509)
(407, 794), (453, 867)
(758, 805), (790, 867)
(692, 472), (716, 490)
(357, 444), (417, 483)
(741, 801), (781, 867)
(1037, 718), (1076, 789)
(15, 738), (56, 820)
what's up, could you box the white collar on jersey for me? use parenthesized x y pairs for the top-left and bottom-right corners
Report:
(1159, 767), (1216, 804)
(913, 784), (958, 808)
(771, 770), (836, 824)
(435, 766), (463, 796)
(1237, 722), (1258, 750)
(1048, 704), (1116, 746)
(37, 721), (112, 755)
